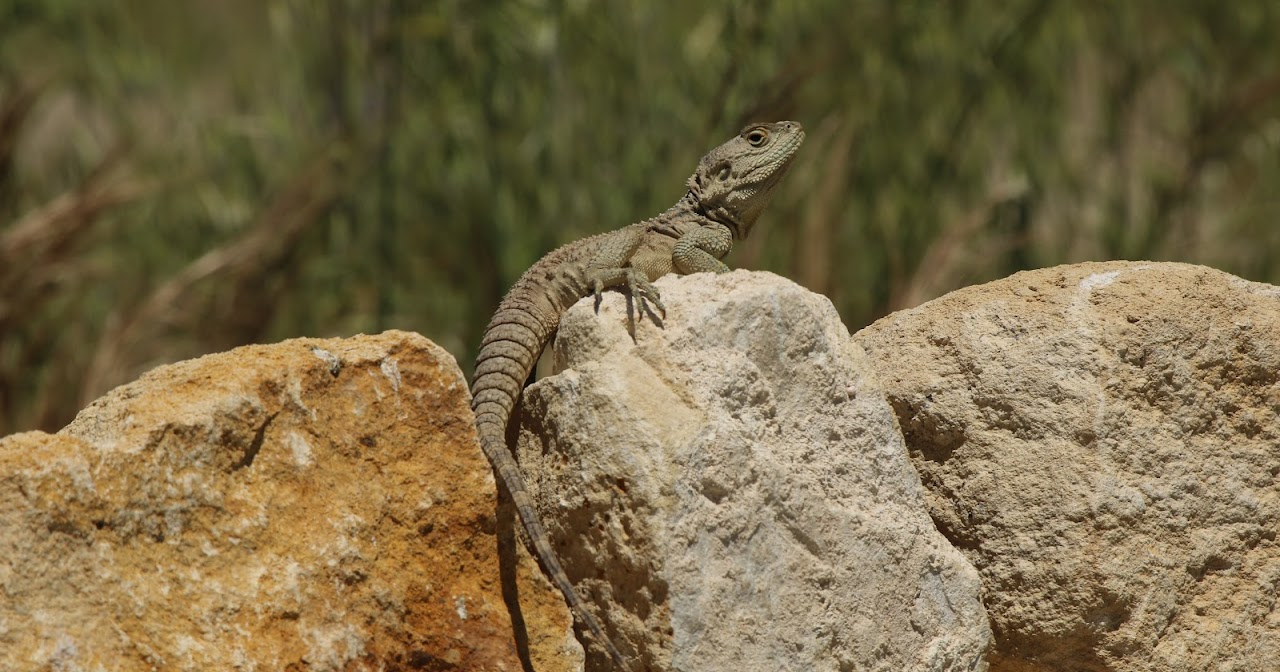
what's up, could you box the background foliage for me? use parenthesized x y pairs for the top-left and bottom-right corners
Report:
(2, 1), (1279, 433)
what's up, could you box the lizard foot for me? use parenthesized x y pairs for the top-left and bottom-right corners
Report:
(592, 270), (665, 318)
(625, 269), (664, 341)
(625, 269), (665, 318)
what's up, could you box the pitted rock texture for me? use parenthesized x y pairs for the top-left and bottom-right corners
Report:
(0, 331), (576, 672)
(854, 262), (1280, 672)
(516, 271), (992, 672)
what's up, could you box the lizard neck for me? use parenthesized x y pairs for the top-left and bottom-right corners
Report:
(648, 193), (716, 238)
(668, 192), (704, 221)
(683, 189), (746, 239)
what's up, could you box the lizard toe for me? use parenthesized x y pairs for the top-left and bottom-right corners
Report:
(592, 279), (605, 313)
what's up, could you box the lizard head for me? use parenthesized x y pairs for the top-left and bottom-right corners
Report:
(688, 120), (805, 239)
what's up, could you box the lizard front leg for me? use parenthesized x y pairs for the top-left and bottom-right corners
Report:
(584, 227), (666, 320)
(672, 222), (733, 274)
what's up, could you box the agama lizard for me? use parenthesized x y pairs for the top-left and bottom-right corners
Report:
(470, 121), (804, 668)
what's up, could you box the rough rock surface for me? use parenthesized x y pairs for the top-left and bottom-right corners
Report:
(515, 271), (992, 671)
(0, 331), (577, 672)
(854, 262), (1280, 671)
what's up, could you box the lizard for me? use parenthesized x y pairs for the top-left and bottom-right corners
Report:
(470, 120), (804, 668)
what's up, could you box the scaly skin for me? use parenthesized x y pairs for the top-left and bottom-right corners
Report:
(471, 121), (804, 668)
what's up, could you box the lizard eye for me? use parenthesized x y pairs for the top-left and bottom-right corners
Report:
(746, 128), (769, 147)
(716, 164), (731, 181)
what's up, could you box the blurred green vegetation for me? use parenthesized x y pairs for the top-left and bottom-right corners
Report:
(2, 1), (1279, 433)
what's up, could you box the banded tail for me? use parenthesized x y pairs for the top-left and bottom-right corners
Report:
(471, 286), (627, 668)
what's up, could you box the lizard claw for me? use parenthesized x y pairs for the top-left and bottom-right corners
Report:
(585, 269), (664, 326)
(625, 270), (665, 323)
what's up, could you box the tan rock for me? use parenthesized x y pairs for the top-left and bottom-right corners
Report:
(855, 261), (1280, 671)
(516, 271), (992, 671)
(0, 331), (572, 672)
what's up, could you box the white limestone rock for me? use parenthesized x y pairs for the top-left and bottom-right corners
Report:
(517, 270), (991, 672)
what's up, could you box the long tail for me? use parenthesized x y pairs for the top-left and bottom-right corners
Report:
(471, 301), (628, 668)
